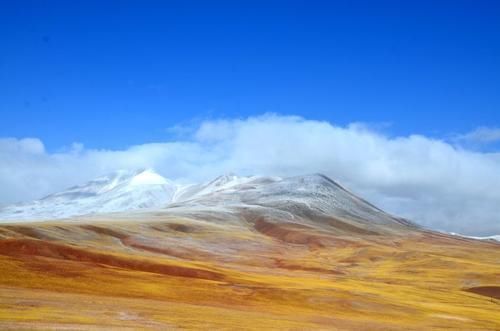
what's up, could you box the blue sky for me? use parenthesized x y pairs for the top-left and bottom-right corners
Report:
(1, 1), (499, 151)
(1, 1), (500, 235)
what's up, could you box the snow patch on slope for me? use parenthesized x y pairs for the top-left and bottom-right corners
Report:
(450, 232), (500, 242)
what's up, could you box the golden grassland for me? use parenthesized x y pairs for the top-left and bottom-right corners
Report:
(0, 217), (498, 330)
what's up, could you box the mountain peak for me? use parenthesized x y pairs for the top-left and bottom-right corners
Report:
(128, 169), (169, 186)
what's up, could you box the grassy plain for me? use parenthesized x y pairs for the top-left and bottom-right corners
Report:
(0, 216), (498, 330)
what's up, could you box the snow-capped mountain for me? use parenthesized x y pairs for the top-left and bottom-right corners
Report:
(0, 169), (414, 235)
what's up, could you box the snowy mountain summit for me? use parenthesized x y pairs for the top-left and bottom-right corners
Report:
(0, 169), (178, 220)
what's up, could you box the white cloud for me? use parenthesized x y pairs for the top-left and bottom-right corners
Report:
(1, 114), (499, 236)
(0, 137), (45, 154)
(456, 126), (500, 144)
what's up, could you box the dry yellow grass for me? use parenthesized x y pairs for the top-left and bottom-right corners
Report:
(0, 217), (498, 330)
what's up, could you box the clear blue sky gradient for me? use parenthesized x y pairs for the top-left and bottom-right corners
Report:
(1, 1), (499, 151)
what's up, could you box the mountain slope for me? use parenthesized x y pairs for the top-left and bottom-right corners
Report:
(162, 173), (416, 235)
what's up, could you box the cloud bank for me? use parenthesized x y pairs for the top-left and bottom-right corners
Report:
(1, 114), (499, 236)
